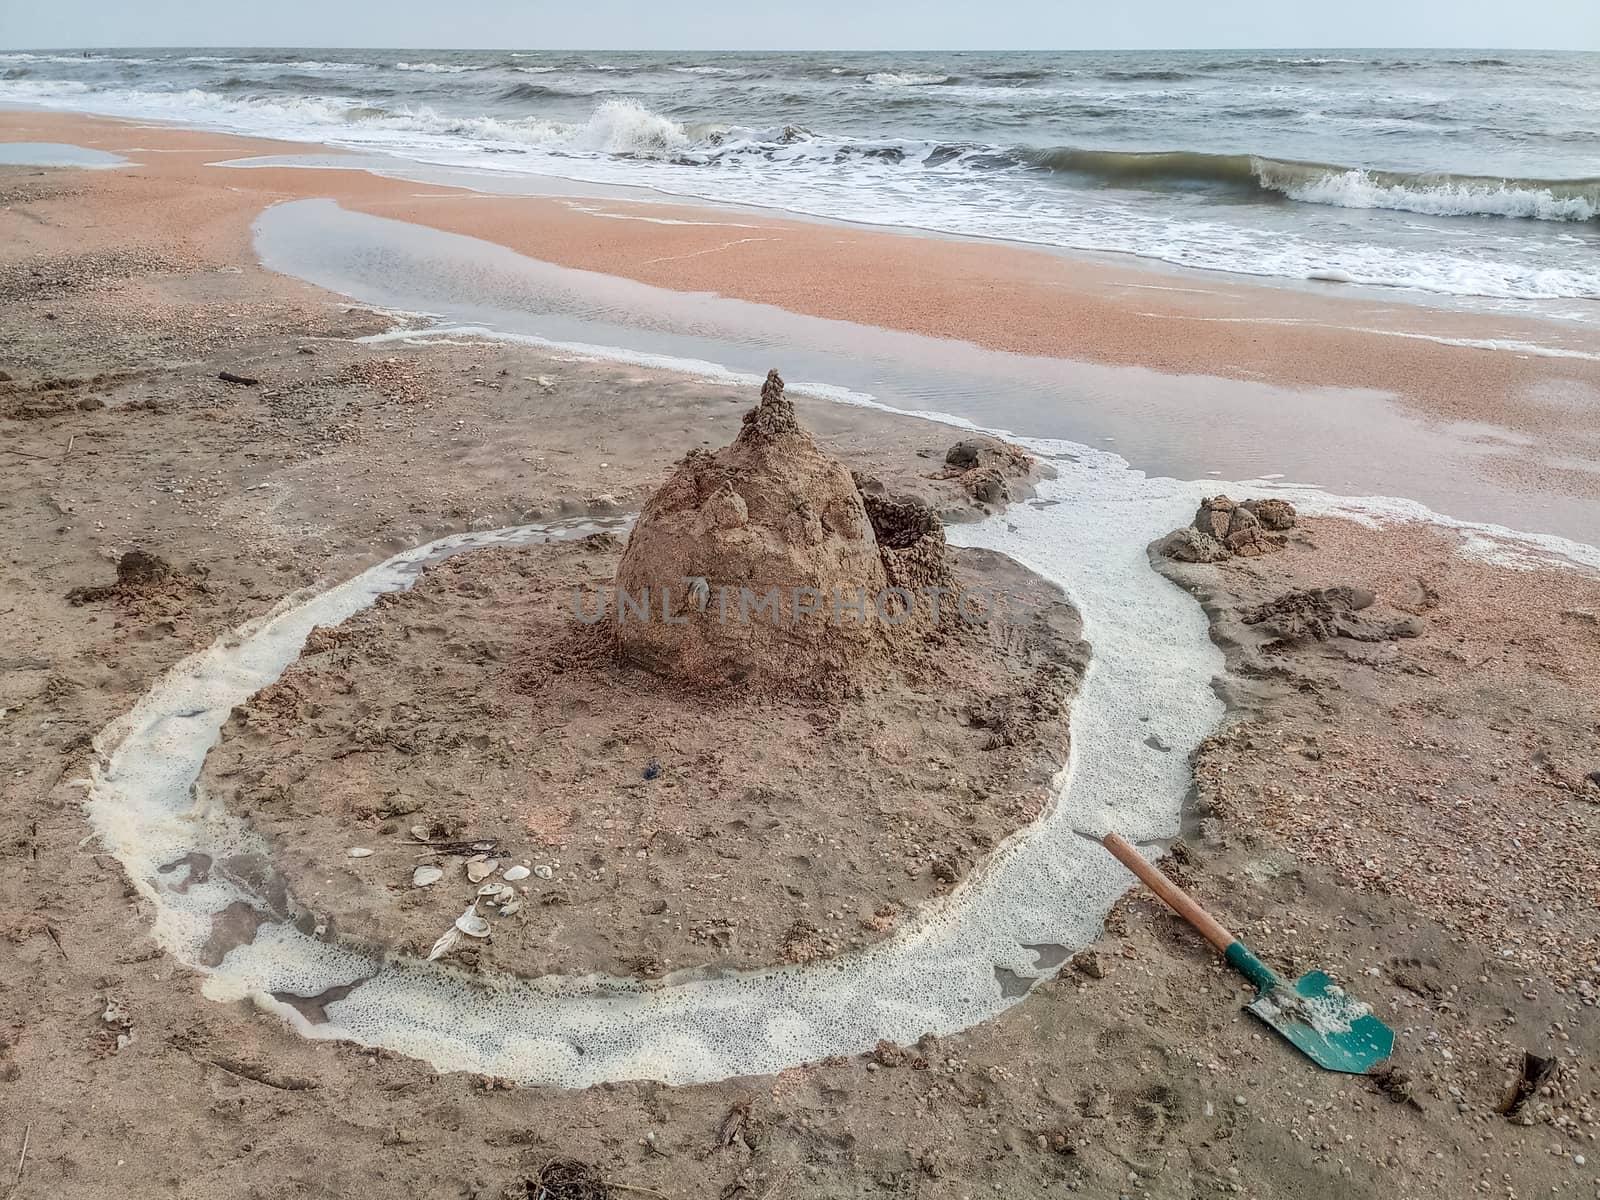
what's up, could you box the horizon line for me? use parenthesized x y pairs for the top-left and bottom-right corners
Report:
(3, 43), (1593, 54)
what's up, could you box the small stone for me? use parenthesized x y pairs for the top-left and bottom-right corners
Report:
(1069, 949), (1105, 980)
(1234, 1094), (1248, 1107)
(347, 847), (373, 858)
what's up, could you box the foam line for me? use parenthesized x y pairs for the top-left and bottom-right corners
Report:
(85, 456), (1224, 1085)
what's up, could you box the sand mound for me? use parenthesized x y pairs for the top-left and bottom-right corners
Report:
(65, 547), (204, 608)
(613, 370), (951, 694)
(199, 536), (1085, 980)
(940, 435), (1037, 506)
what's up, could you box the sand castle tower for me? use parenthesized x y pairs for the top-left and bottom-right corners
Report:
(612, 370), (951, 693)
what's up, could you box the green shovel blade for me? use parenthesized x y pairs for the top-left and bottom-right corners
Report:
(1245, 969), (1395, 1074)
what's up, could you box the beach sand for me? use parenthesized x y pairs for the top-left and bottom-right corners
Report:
(3, 107), (1600, 1199)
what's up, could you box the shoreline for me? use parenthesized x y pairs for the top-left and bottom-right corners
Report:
(8, 107), (1599, 543)
(5, 108), (1598, 400)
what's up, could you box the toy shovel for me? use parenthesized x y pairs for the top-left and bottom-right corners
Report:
(1100, 832), (1394, 1074)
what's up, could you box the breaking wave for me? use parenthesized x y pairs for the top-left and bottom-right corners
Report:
(1029, 148), (1599, 222)
(865, 71), (956, 86)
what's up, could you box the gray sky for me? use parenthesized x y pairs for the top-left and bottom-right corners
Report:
(3, 0), (1596, 51)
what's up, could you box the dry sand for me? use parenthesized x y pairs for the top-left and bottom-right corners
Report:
(2, 127), (1600, 1200)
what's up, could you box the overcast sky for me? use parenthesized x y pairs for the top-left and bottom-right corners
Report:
(2, 0), (1596, 51)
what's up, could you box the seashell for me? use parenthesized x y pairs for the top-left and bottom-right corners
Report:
(498, 899), (522, 917)
(347, 847), (374, 858)
(412, 865), (444, 887)
(533, 864), (554, 880)
(454, 911), (490, 938)
(410, 825), (430, 841)
(503, 865), (530, 882)
(465, 859), (499, 883)
(478, 882), (509, 899)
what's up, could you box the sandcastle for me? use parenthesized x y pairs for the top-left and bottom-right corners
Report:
(612, 369), (953, 692)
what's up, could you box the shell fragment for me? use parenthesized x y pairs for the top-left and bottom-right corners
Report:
(412, 865), (444, 887)
(503, 865), (530, 882)
(455, 911), (490, 938)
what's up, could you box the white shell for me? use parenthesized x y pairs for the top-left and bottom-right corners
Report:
(409, 825), (430, 841)
(478, 882), (509, 899)
(347, 847), (374, 858)
(454, 912), (490, 938)
(465, 859), (499, 883)
(502, 865), (530, 882)
(533, 864), (554, 880)
(412, 865), (444, 887)
(498, 899), (522, 916)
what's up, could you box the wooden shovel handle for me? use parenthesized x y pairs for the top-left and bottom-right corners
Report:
(1101, 832), (1236, 953)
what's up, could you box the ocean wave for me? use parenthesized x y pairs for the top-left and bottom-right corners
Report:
(865, 71), (955, 86)
(498, 81), (597, 102)
(1024, 147), (1599, 221)
(1098, 68), (1194, 81)
(394, 61), (483, 74)
(279, 60), (369, 73)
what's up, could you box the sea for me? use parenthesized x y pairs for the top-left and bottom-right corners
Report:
(3, 47), (1597, 307)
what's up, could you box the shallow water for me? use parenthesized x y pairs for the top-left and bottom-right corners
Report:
(254, 197), (1600, 543)
(0, 139), (126, 167)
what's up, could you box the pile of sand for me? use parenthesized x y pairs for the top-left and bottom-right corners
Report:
(613, 370), (953, 695)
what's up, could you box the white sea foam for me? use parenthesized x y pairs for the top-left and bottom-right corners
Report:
(1269, 166), (1599, 223)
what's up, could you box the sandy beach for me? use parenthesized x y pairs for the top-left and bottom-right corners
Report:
(3, 98), (1600, 1200)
